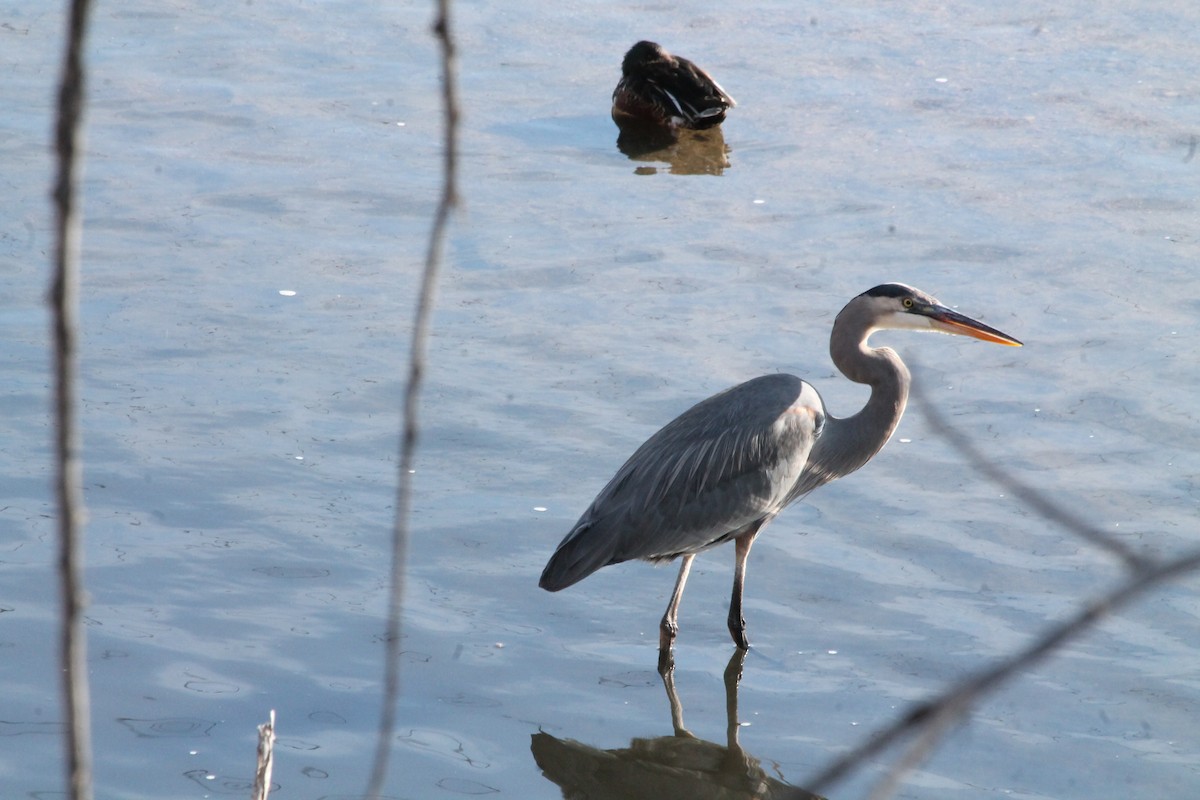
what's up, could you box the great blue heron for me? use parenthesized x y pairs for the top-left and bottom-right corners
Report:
(539, 283), (1021, 652)
(611, 41), (736, 132)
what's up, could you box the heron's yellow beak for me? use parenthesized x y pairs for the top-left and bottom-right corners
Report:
(927, 306), (1023, 347)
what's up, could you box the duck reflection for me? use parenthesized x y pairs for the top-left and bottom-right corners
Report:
(616, 126), (732, 176)
(531, 650), (823, 800)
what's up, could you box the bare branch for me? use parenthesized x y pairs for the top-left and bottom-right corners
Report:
(51, 1), (95, 799)
(864, 700), (961, 800)
(252, 710), (276, 800)
(805, 548), (1200, 795)
(365, 1), (459, 797)
(912, 377), (1151, 571)
(803, 379), (1198, 796)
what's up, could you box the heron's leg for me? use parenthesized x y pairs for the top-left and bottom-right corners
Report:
(727, 532), (757, 649)
(659, 554), (695, 651)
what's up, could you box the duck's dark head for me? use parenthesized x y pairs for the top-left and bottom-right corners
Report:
(622, 41), (670, 75)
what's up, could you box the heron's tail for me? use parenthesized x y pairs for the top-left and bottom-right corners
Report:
(538, 520), (621, 592)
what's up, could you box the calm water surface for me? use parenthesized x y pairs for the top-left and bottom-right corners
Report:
(3, 1), (1198, 798)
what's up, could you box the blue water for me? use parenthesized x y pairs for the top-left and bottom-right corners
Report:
(3, 1), (1198, 797)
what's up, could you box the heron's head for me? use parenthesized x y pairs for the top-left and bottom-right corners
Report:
(850, 283), (1023, 346)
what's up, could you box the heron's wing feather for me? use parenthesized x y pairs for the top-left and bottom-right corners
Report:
(540, 374), (824, 591)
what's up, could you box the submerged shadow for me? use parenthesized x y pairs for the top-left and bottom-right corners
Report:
(615, 125), (732, 175)
(531, 650), (824, 800)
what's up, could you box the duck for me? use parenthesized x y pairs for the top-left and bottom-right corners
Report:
(611, 41), (736, 132)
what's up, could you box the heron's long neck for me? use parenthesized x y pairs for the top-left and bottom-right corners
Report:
(821, 326), (911, 478)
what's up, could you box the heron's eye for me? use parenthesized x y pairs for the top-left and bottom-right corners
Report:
(902, 297), (914, 309)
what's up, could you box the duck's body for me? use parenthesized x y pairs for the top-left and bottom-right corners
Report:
(611, 41), (736, 131)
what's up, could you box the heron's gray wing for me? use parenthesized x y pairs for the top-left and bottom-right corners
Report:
(540, 374), (825, 591)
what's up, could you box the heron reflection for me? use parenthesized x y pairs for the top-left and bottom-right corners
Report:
(531, 650), (824, 800)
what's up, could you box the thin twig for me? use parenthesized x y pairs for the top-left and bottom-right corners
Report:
(805, 548), (1200, 795)
(51, 1), (95, 799)
(252, 710), (276, 800)
(364, 1), (459, 797)
(804, 379), (1197, 795)
(912, 377), (1150, 571)
(863, 691), (963, 800)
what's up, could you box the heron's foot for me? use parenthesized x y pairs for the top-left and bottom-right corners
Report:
(727, 613), (750, 650)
